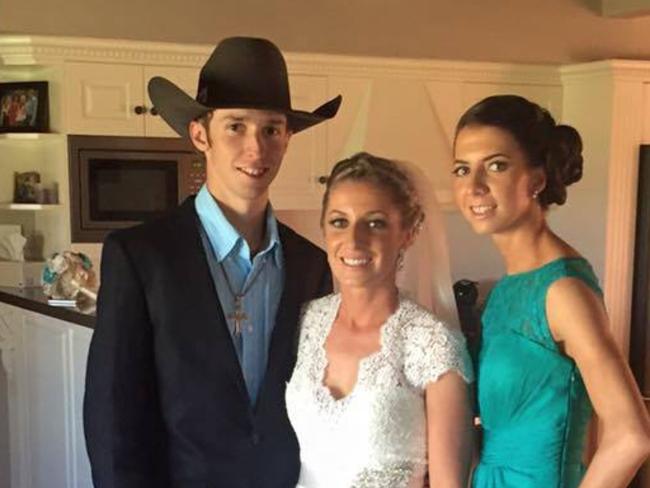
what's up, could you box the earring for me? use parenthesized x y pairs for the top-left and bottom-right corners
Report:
(532, 189), (540, 199)
(397, 249), (405, 271)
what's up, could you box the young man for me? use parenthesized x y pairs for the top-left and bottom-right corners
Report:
(83, 37), (341, 488)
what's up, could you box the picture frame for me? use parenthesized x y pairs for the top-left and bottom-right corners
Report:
(0, 81), (49, 133)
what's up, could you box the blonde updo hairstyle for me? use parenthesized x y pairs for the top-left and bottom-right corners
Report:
(320, 152), (424, 233)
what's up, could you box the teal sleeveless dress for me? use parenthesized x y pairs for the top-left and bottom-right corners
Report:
(472, 257), (600, 488)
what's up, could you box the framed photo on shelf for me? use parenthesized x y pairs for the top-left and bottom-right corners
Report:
(0, 81), (49, 133)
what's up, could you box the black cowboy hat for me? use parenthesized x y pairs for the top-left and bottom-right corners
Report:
(148, 37), (342, 137)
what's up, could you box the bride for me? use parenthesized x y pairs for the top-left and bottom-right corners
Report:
(285, 152), (474, 487)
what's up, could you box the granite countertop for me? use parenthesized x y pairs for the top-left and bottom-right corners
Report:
(0, 286), (95, 329)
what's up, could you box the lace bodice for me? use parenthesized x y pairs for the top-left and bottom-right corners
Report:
(286, 293), (473, 488)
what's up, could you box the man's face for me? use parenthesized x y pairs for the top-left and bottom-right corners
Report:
(190, 108), (291, 208)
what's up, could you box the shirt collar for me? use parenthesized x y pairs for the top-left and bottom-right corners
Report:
(263, 204), (283, 267)
(195, 185), (282, 265)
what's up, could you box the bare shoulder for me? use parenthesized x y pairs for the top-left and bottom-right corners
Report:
(547, 275), (601, 308)
(546, 276), (609, 349)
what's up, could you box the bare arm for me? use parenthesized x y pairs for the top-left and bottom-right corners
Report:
(426, 372), (474, 488)
(547, 278), (650, 488)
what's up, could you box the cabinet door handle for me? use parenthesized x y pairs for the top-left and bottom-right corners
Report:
(317, 175), (328, 185)
(134, 105), (148, 115)
(150, 106), (159, 116)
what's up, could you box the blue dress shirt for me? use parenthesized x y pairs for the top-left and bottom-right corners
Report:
(195, 185), (284, 405)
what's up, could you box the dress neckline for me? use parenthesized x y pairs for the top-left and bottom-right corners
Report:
(502, 256), (586, 279)
(318, 293), (403, 403)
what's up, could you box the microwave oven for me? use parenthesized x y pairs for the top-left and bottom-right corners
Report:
(68, 135), (205, 242)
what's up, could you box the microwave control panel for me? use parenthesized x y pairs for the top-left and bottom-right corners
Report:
(185, 159), (206, 195)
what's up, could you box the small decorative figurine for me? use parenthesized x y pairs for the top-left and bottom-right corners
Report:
(42, 251), (98, 312)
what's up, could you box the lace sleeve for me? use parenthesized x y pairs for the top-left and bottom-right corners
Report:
(403, 315), (474, 390)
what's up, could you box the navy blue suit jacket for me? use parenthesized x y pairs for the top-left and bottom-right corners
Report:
(83, 197), (332, 488)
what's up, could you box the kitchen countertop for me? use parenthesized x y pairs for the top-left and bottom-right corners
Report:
(0, 286), (95, 329)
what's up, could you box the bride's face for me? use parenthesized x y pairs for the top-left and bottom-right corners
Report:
(323, 180), (411, 292)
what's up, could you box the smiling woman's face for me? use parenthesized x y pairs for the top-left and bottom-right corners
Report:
(323, 180), (412, 292)
(452, 124), (545, 236)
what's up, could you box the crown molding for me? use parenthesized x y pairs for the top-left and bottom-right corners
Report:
(0, 35), (561, 85)
(0, 35), (211, 66)
(286, 52), (561, 85)
(560, 59), (650, 83)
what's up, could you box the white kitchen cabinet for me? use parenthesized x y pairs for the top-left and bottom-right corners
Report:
(142, 65), (199, 137)
(65, 61), (198, 137)
(428, 79), (563, 204)
(459, 81), (563, 119)
(325, 75), (455, 205)
(424, 79), (562, 147)
(64, 58), (332, 209)
(0, 36), (563, 216)
(316, 65), (562, 208)
(332, 76), (456, 195)
(325, 76), (373, 165)
(0, 300), (92, 488)
(270, 74), (330, 209)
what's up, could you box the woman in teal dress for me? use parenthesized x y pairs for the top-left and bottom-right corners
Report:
(451, 95), (650, 487)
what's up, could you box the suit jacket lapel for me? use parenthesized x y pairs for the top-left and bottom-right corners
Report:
(176, 198), (250, 403)
(263, 225), (304, 389)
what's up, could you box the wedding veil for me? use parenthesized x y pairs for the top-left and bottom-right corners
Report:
(396, 160), (460, 330)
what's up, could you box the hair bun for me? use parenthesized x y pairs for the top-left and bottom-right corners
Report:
(552, 125), (583, 186)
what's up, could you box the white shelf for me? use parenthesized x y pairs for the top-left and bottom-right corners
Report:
(0, 203), (63, 210)
(0, 133), (61, 141)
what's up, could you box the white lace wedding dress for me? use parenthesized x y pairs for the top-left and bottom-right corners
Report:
(286, 293), (473, 488)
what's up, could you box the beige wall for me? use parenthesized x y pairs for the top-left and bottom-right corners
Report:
(2, 0), (650, 63)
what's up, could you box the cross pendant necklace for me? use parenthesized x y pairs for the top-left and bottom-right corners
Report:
(228, 295), (249, 335)
(219, 261), (265, 336)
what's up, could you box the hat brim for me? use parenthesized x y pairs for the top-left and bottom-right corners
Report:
(148, 76), (341, 137)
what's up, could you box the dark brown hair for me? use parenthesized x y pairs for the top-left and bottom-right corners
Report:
(455, 95), (583, 207)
